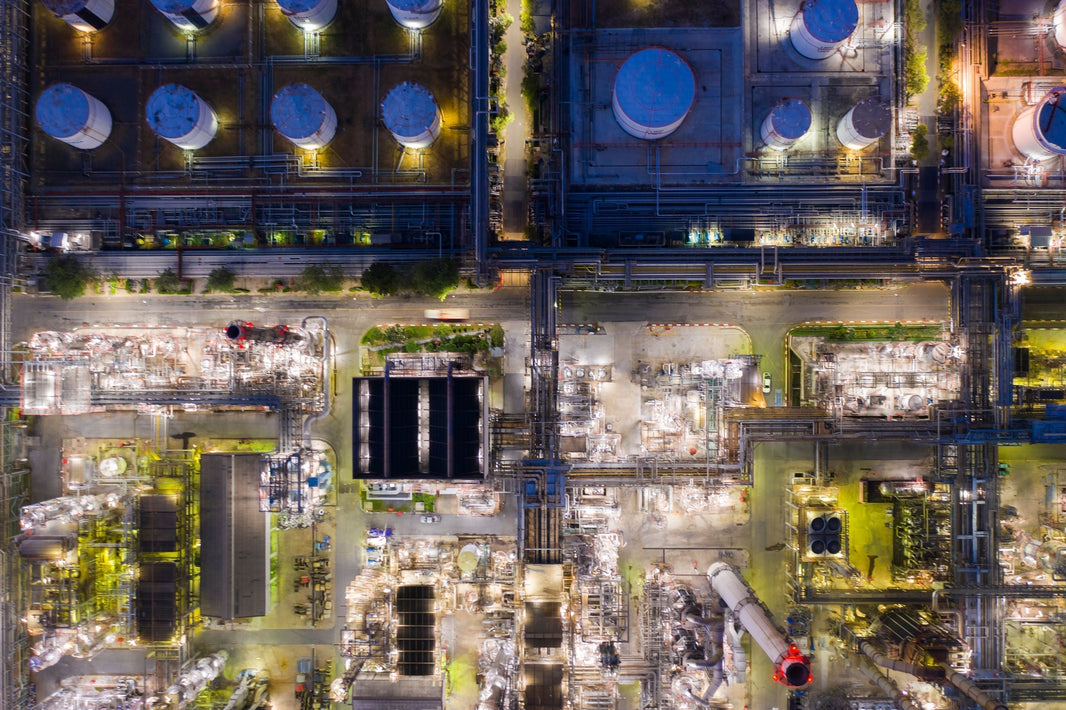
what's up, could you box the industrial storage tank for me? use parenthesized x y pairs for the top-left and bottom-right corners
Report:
(789, 0), (859, 60)
(277, 0), (336, 30)
(381, 82), (441, 149)
(836, 96), (890, 150)
(271, 84), (337, 149)
(760, 98), (812, 150)
(1011, 87), (1066, 162)
(611, 48), (696, 141)
(385, 0), (443, 30)
(40, 0), (114, 32)
(35, 83), (112, 150)
(149, 0), (219, 31)
(145, 84), (218, 150)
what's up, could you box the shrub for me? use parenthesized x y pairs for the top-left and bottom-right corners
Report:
(412, 259), (460, 301)
(910, 123), (930, 161)
(296, 265), (344, 294)
(43, 256), (93, 300)
(489, 324), (504, 348)
(360, 263), (398, 297)
(155, 268), (182, 294)
(205, 267), (235, 293)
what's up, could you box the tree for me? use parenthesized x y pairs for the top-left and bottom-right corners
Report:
(296, 265), (345, 295)
(910, 123), (930, 162)
(205, 267), (235, 293)
(155, 268), (182, 294)
(43, 255), (93, 300)
(360, 263), (399, 297)
(412, 259), (460, 301)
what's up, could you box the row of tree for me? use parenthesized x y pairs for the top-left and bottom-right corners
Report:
(42, 256), (461, 301)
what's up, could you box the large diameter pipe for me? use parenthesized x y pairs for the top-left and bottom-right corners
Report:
(941, 666), (1008, 710)
(707, 562), (811, 688)
(856, 656), (922, 710)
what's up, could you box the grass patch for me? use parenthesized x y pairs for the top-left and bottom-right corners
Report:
(789, 323), (943, 342)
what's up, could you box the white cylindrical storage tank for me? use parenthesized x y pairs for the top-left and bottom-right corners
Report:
(1011, 87), (1066, 162)
(149, 0), (219, 31)
(35, 83), (112, 150)
(836, 96), (891, 150)
(271, 83), (337, 149)
(146, 84), (218, 150)
(611, 47), (696, 141)
(760, 98), (812, 150)
(277, 0), (336, 30)
(790, 0), (858, 60)
(381, 82), (441, 149)
(40, 0), (114, 32)
(385, 0), (442, 30)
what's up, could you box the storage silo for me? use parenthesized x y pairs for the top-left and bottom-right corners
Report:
(35, 83), (112, 150)
(836, 96), (890, 150)
(145, 84), (218, 150)
(1011, 87), (1066, 162)
(40, 0), (114, 32)
(381, 82), (441, 149)
(149, 0), (219, 31)
(789, 0), (859, 60)
(611, 47), (696, 141)
(760, 98), (812, 151)
(385, 0), (443, 30)
(271, 84), (337, 149)
(277, 0), (336, 30)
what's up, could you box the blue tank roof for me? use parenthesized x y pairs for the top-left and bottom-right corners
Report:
(770, 98), (812, 139)
(1038, 88), (1066, 151)
(271, 84), (329, 139)
(42, 0), (91, 13)
(801, 0), (858, 43)
(36, 84), (90, 139)
(145, 84), (204, 139)
(277, 0), (323, 11)
(389, 0), (438, 9)
(613, 48), (695, 131)
(381, 82), (439, 138)
(151, 0), (199, 12)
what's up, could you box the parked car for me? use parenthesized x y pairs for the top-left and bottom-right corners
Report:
(420, 514), (441, 524)
(762, 372), (772, 394)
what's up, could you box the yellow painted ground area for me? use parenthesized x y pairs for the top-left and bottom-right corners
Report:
(837, 477), (896, 587)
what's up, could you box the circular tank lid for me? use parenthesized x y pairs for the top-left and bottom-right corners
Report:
(146, 84), (207, 139)
(271, 84), (330, 139)
(850, 96), (891, 139)
(614, 48), (696, 132)
(277, 0), (325, 11)
(1037, 87), (1066, 150)
(769, 98), (812, 139)
(36, 84), (91, 138)
(151, 0), (201, 11)
(41, 0), (92, 13)
(381, 82), (439, 138)
(388, 0), (439, 9)
(801, 0), (859, 42)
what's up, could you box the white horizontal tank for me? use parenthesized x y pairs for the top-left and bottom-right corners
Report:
(1011, 87), (1066, 162)
(836, 96), (891, 150)
(381, 82), (441, 149)
(760, 98), (812, 150)
(386, 0), (442, 30)
(271, 84), (337, 149)
(277, 0), (336, 30)
(146, 84), (218, 150)
(40, 0), (114, 32)
(36, 83), (112, 150)
(149, 0), (219, 31)
(611, 47), (696, 141)
(790, 0), (859, 60)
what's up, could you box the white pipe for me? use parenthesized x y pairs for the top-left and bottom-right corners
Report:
(707, 562), (810, 688)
